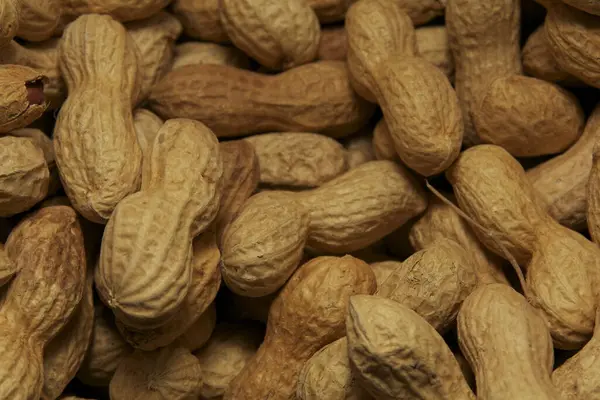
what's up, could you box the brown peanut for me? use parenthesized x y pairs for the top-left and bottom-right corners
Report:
(171, 42), (250, 70)
(133, 108), (163, 162)
(318, 26), (347, 61)
(172, 0), (229, 43)
(246, 132), (348, 188)
(347, 295), (475, 400)
(458, 284), (562, 399)
(305, 0), (353, 22)
(18, 0), (61, 42)
(224, 255), (376, 399)
(149, 61), (374, 138)
(343, 133), (376, 169)
(0, 0), (19, 48)
(0, 243), (15, 287)
(416, 25), (454, 81)
(177, 301), (217, 351)
(97, 119), (222, 329)
(0, 64), (47, 132)
(54, 14), (143, 223)
(0, 206), (86, 400)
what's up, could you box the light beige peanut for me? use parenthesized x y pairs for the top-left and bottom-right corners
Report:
(522, 25), (581, 86)
(172, 42), (250, 70)
(54, 14), (143, 224)
(116, 229), (221, 350)
(408, 195), (509, 285)
(178, 302), (217, 352)
(18, 0), (61, 42)
(194, 322), (264, 400)
(246, 132), (348, 188)
(545, 1), (600, 88)
(0, 206), (86, 400)
(416, 25), (454, 80)
(447, 0), (522, 146)
(473, 75), (584, 157)
(127, 12), (182, 102)
(110, 344), (203, 400)
(343, 133), (376, 169)
(219, 0), (320, 70)
(215, 140), (260, 243)
(0, 243), (15, 287)
(447, 144), (600, 349)
(172, 0), (229, 43)
(0, 136), (49, 216)
(42, 268), (94, 400)
(224, 255), (376, 399)
(529, 104), (600, 231)
(458, 284), (562, 399)
(347, 0), (463, 177)
(318, 26), (347, 61)
(149, 61), (375, 138)
(300, 160), (428, 253)
(221, 191), (310, 297)
(347, 295), (475, 400)
(77, 304), (133, 387)
(0, 0), (19, 48)
(0, 64), (47, 133)
(97, 119), (222, 329)
(0, 40), (65, 109)
(133, 108), (163, 161)
(62, 0), (171, 25)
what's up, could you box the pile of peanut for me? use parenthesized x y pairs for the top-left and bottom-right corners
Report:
(3, 0), (600, 398)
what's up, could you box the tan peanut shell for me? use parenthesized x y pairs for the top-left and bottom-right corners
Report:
(300, 160), (428, 253)
(178, 301), (217, 351)
(133, 108), (164, 161)
(346, 0), (417, 102)
(110, 344), (203, 400)
(220, 0), (320, 70)
(149, 61), (374, 138)
(246, 132), (348, 188)
(0, 0), (19, 47)
(347, 295), (475, 400)
(318, 26), (347, 61)
(0, 64), (47, 132)
(589, 134), (600, 243)
(172, 42), (250, 70)
(77, 304), (133, 387)
(416, 25), (455, 81)
(0, 136), (49, 217)
(408, 195), (509, 285)
(522, 25), (581, 86)
(0, 39), (65, 109)
(446, 0), (522, 146)
(127, 12), (182, 102)
(395, 0), (446, 25)
(0, 206), (86, 400)
(375, 239), (477, 333)
(97, 119), (222, 329)
(54, 14), (143, 224)
(297, 337), (372, 400)
(344, 134), (376, 169)
(221, 191), (310, 297)
(116, 229), (221, 350)
(545, 1), (600, 88)
(42, 269), (95, 400)
(0, 243), (15, 287)
(215, 140), (260, 243)
(458, 284), (562, 399)
(305, 0), (352, 22)
(473, 75), (584, 157)
(371, 120), (398, 162)
(172, 0), (229, 43)
(63, 0), (171, 24)
(224, 255), (377, 399)
(194, 322), (264, 399)
(529, 104), (600, 231)
(17, 0), (61, 42)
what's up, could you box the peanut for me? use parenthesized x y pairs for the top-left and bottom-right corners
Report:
(395, 0), (447, 25)
(416, 25), (455, 81)
(473, 75), (584, 156)
(347, 295), (475, 399)
(447, 144), (600, 349)
(0, 243), (15, 287)
(0, 206), (86, 400)
(447, 0), (522, 146)
(343, 133), (376, 169)
(0, 65), (47, 132)
(458, 284), (562, 399)
(62, 0), (171, 26)
(97, 119), (222, 329)
(0, 136), (49, 216)
(133, 108), (163, 162)
(18, 0), (61, 42)
(0, 0), (19, 48)
(305, 0), (353, 22)
(561, 0), (600, 15)
(54, 14), (143, 223)
(246, 132), (348, 188)
(149, 61), (374, 138)
(318, 26), (347, 61)
(193, 322), (263, 399)
(115, 228), (221, 350)
(177, 301), (217, 351)
(77, 304), (133, 387)
(529, 104), (600, 231)
(172, 0), (229, 43)
(219, 0), (320, 70)
(545, 1), (600, 88)
(171, 42), (250, 70)
(127, 12), (182, 102)
(109, 344), (203, 400)
(371, 120), (398, 162)
(224, 255), (376, 399)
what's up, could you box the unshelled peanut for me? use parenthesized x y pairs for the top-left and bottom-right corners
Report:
(171, 42), (250, 70)
(0, 0), (19, 48)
